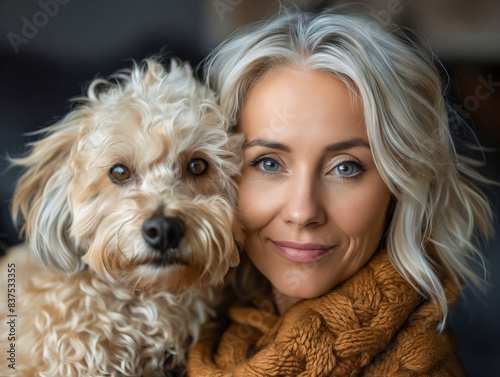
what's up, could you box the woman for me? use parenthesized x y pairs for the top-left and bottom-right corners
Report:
(188, 8), (494, 376)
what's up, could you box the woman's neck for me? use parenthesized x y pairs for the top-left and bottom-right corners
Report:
(272, 286), (303, 315)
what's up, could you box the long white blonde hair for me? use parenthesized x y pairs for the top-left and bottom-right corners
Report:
(204, 7), (494, 325)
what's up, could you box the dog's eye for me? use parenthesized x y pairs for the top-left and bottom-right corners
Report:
(187, 158), (208, 175)
(109, 164), (131, 183)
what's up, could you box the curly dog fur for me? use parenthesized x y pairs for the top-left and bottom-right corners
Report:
(0, 59), (244, 376)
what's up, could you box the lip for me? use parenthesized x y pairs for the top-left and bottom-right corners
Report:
(272, 241), (335, 263)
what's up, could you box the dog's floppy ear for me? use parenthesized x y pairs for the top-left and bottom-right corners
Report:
(11, 110), (89, 273)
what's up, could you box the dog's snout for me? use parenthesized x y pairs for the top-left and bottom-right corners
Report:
(142, 216), (184, 252)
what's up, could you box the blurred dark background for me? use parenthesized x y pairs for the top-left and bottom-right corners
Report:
(0, 0), (499, 375)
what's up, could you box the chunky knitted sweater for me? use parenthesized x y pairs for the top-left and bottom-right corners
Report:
(187, 250), (465, 376)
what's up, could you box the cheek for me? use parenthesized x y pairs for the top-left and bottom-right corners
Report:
(332, 179), (391, 240)
(72, 171), (108, 202)
(238, 178), (280, 231)
(70, 173), (126, 239)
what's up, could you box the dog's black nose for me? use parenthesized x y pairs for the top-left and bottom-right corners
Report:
(142, 215), (184, 252)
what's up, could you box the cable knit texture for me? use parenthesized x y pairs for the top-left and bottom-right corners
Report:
(187, 250), (465, 376)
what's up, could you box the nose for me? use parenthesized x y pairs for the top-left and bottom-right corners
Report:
(282, 173), (326, 228)
(142, 215), (184, 252)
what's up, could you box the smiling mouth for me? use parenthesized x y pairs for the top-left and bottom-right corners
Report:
(271, 241), (335, 263)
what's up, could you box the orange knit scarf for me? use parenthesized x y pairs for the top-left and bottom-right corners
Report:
(187, 250), (465, 376)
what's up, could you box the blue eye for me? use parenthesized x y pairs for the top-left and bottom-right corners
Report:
(337, 163), (355, 175)
(259, 159), (281, 172)
(334, 161), (363, 177)
(249, 157), (283, 174)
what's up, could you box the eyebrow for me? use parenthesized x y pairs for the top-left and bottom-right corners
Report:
(243, 137), (370, 152)
(324, 137), (370, 152)
(243, 139), (290, 152)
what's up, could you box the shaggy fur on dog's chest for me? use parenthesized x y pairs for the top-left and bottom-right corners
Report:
(2, 244), (213, 376)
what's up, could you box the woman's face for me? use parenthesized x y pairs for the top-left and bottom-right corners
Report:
(238, 67), (392, 304)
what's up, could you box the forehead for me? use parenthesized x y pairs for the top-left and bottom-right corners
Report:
(88, 96), (222, 142)
(75, 95), (227, 173)
(239, 67), (366, 144)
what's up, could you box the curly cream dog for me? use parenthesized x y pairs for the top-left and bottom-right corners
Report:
(0, 59), (243, 376)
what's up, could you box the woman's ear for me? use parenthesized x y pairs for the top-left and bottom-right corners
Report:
(11, 111), (88, 273)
